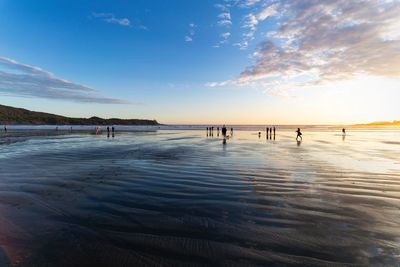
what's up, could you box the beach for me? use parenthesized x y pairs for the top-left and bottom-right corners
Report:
(0, 127), (399, 266)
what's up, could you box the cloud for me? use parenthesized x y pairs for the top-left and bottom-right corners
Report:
(214, 32), (232, 48)
(92, 12), (131, 27)
(240, 0), (261, 7)
(0, 57), (129, 104)
(217, 11), (233, 27)
(238, 4), (278, 49)
(221, 32), (231, 39)
(209, 0), (400, 93)
(185, 23), (196, 43)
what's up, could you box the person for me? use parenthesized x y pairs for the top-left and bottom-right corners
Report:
(230, 127), (233, 136)
(107, 126), (110, 133)
(342, 128), (346, 135)
(266, 127), (269, 139)
(112, 126), (115, 133)
(273, 126), (276, 140)
(222, 125), (227, 137)
(296, 128), (302, 141)
(4, 126), (7, 132)
(258, 132), (261, 138)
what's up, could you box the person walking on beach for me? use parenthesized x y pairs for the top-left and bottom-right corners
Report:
(342, 128), (346, 135)
(221, 125), (227, 145)
(222, 125), (227, 137)
(230, 127), (233, 136)
(266, 127), (269, 139)
(4, 126), (7, 132)
(296, 128), (302, 141)
(273, 127), (276, 136)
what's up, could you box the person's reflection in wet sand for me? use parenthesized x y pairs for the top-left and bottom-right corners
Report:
(297, 140), (302, 146)
(342, 134), (346, 141)
(222, 125), (227, 144)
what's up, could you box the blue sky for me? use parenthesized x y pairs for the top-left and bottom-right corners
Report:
(1, 0), (400, 124)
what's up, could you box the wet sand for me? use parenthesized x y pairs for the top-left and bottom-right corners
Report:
(0, 129), (399, 266)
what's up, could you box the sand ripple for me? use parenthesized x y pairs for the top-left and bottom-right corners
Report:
(0, 130), (399, 266)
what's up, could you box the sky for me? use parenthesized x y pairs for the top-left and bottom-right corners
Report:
(0, 0), (400, 125)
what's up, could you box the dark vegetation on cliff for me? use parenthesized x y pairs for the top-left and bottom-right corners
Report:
(0, 104), (159, 125)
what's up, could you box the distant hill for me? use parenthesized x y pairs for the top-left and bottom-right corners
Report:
(0, 104), (159, 125)
(353, 120), (400, 127)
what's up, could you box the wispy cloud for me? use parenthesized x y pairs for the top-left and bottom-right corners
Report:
(209, 0), (400, 94)
(214, 32), (232, 48)
(92, 12), (131, 27)
(239, 0), (261, 8)
(217, 12), (232, 27)
(0, 57), (129, 104)
(185, 23), (196, 43)
(238, 4), (277, 49)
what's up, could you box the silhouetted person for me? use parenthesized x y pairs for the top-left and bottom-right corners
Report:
(70, 126), (72, 132)
(342, 128), (346, 135)
(296, 128), (302, 141)
(4, 126), (7, 132)
(258, 132), (261, 138)
(273, 127), (276, 136)
(269, 128), (272, 139)
(266, 127), (269, 139)
(222, 125), (227, 137)
(107, 126), (110, 133)
(230, 127), (233, 136)
(112, 126), (115, 133)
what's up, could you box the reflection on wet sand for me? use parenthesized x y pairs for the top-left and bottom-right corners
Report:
(0, 129), (399, 266)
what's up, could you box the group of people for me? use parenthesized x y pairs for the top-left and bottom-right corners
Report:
(258, 126), (276, 139)
(106, 126), (115, 138)
(206, 126), (233, 137)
